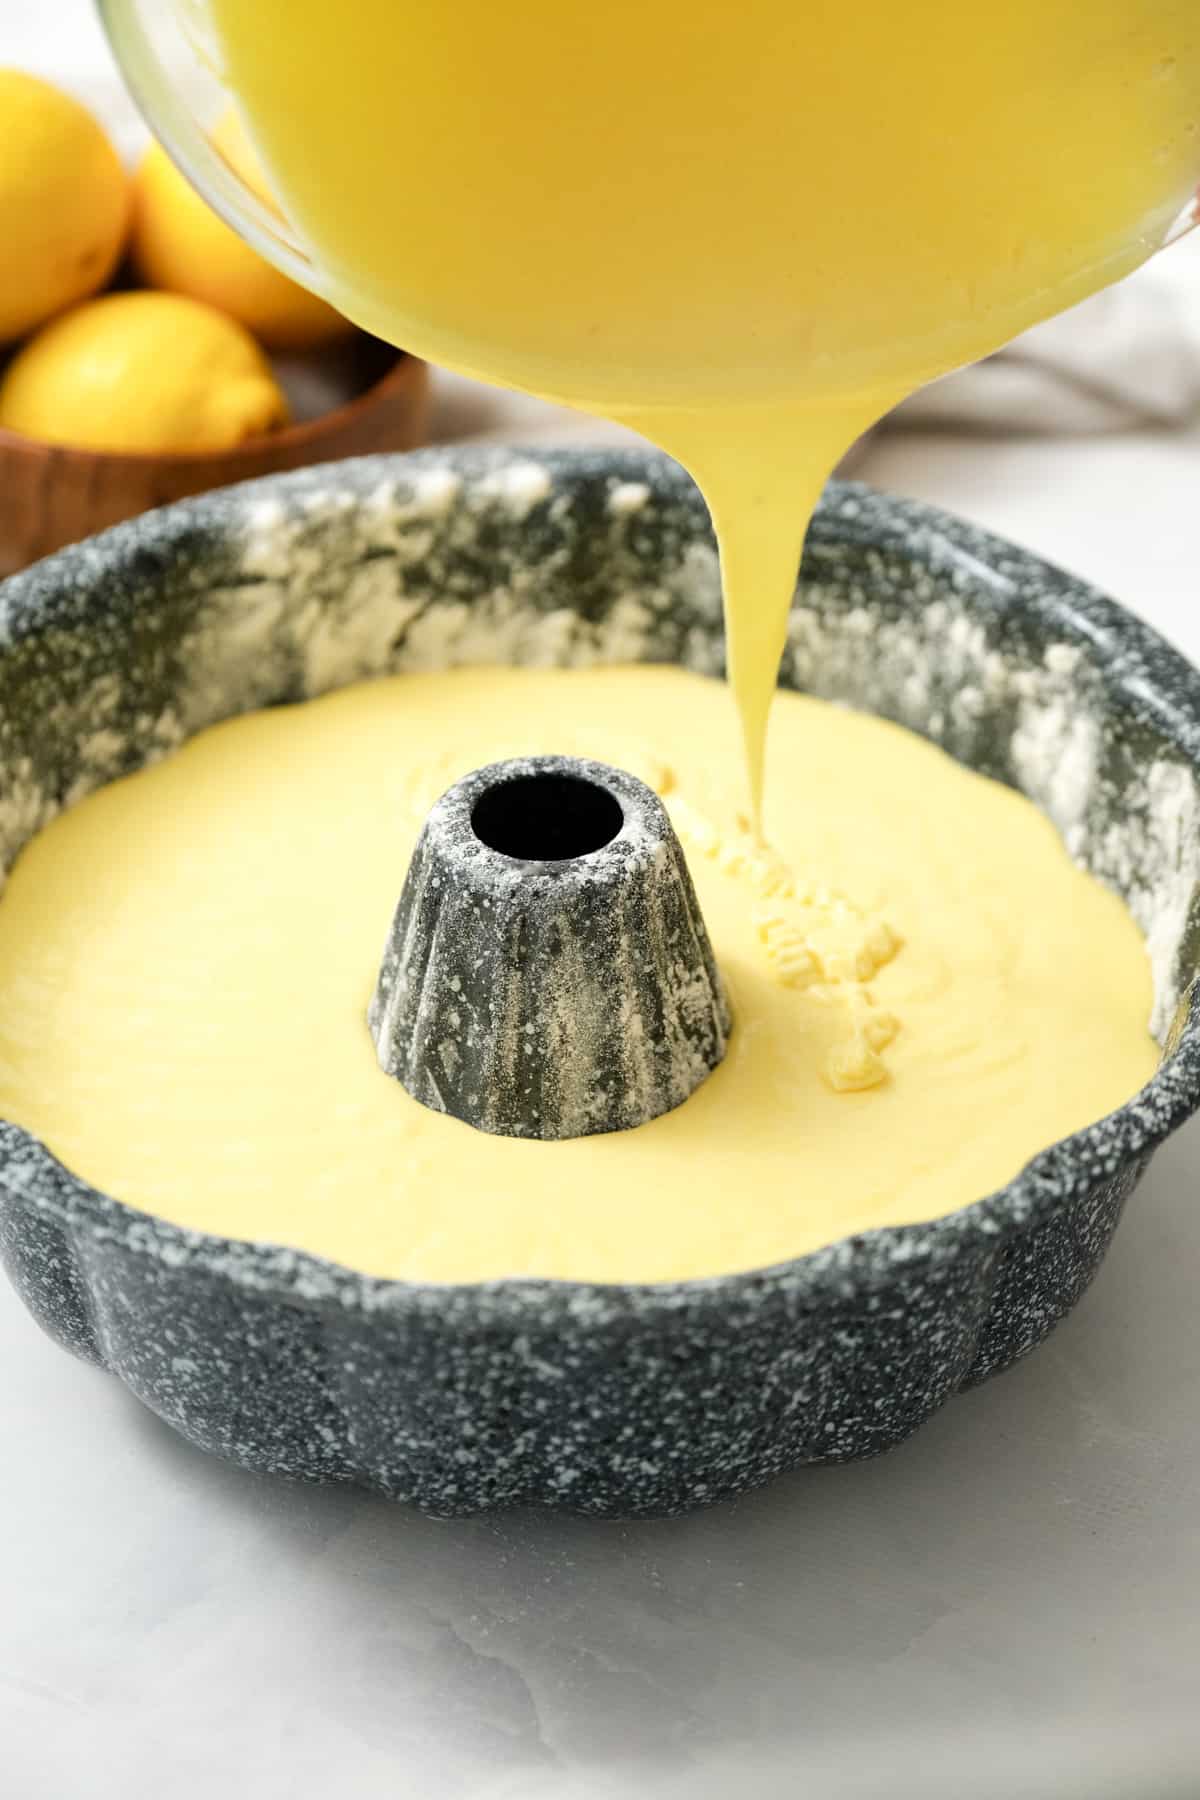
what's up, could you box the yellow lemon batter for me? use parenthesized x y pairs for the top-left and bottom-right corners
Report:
(208, 0), (1200, 822)
(0, 665), (1156, 1284)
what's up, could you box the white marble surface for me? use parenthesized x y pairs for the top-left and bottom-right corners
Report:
(4, 10), (1200, 1799)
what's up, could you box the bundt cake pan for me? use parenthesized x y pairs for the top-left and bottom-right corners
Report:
(1, 446), (1198, 1518)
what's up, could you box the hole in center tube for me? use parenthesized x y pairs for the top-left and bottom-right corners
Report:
(471, 773), (624, 861)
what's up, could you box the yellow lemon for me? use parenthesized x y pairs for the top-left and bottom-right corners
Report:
(0, 69), (130, 343)
(132, 138), (352, 352)
(0, 291), (290, 453)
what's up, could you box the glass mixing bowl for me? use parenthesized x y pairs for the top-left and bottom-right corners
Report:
(99, 0), (324, 297)
(99, 0), (1200, 410)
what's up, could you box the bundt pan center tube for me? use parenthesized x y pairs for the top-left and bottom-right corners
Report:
(369, 753), (731, 1139)
(0, 446), (1199, 1519)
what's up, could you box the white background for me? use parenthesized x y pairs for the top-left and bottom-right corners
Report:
(2, 8), (1200, 1798)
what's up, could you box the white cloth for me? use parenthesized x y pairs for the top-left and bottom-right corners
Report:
(895, 235), (1200, 434)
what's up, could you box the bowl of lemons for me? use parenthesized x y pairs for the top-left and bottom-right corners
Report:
(0, 69), (429, 576)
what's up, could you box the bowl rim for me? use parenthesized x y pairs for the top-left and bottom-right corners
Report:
(0, 342), (421, 470)
(1, 443), (1199, 1322)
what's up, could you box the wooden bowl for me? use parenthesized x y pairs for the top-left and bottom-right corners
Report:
(0, 335), (430, 576)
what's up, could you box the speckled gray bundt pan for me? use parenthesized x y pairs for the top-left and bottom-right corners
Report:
(1, 447), (1199, 1519)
